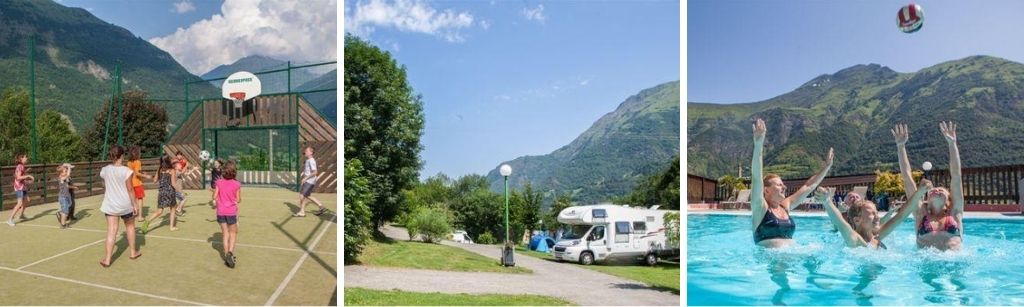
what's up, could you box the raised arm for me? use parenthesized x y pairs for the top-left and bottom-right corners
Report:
(784, 148), (834, 210)
(816, 187), (862, 247)
(750, 119), (767, 230)
(941, 122), (965, 217)
(892, 124), (919, 221)
(878, 180), (930, 240)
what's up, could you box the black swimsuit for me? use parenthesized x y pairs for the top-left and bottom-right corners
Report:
(754, 208), (796, 243)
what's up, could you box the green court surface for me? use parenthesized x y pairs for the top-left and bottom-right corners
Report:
(0, 187), (337, 306)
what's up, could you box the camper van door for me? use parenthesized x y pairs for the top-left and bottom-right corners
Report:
(613, 221), (631, 252)
(588, 225), (607, 256)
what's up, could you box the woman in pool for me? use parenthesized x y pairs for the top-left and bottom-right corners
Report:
(815, 180), (930, 248)
(750, 118), (834, 248)
(892, 122), (964, 251)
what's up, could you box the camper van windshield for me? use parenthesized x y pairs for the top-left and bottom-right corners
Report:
(561, 225), (593, 240)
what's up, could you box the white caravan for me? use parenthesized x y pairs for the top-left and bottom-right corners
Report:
(553, 204), (679, 265)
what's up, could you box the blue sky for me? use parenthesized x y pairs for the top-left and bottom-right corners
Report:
(689, 0), (1024, 103)
(345, 0), (680, 180)
(57, 0), (337, 75)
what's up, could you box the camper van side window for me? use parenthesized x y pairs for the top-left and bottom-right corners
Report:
(615, 222), (630, 234)
(590, 226), (605, 241)
(593, 209), (607, 218)
(633, 221), (647, 234)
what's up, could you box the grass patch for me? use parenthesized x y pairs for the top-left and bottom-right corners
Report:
(344, 287), (573, 306)
(358, 237), (531, 274)
(513, 245), (679, 294)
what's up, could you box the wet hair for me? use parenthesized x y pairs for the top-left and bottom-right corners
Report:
(14, 153), (26, 165)
(221, 160), (237, 180)
(128, 146), (142, 161)
(158, 155), (174, 173)
(108, 145), (125, 161)
(848, 200), (879, 233)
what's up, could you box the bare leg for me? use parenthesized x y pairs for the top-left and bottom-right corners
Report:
(144, 208), (165, 224)
(307, 196), (325, 210)
(170, 207), (178, 231)
(102, 215), (119, 265)
(125, 218), (139, 258)
(219, 223), (230, 256)
(135, 196), (144, 222)
(60, 212), (68, 226)
(227, 223), (238, 254)
(297, 196), (307, 215)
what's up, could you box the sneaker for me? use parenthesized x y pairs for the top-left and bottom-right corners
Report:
(7, 219), (14, 226)
(313, 207), (328, 216)
(225, 252), (236, 268)
(19, 215), (27, 220)
(141, 220), (150, 233)
(60, 224), (67, 229)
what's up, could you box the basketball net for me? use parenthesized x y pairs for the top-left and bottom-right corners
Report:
(229, 92), (246, 109)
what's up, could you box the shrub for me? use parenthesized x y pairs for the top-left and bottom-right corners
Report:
(406, 207), (451, 243)
(477, 231), (496, 245)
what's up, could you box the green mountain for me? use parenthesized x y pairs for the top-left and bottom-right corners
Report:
(689, 55), (1024, 179)
(0, 0), (219, 133)
(486, 81), (681, 205)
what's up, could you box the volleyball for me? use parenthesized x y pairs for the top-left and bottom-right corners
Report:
(199, 150), (211, 161)
(897, 3), (924, 34)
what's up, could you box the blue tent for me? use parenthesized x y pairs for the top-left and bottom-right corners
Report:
(529, 233), (556, 253)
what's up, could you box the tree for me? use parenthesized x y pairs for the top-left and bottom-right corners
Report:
(37, 110), (82, 163)
(406, 207), (452, 243)
(81, 90), (168, 160)
(509, 182), (543, 244)
(0, 88), (30, 164)
(543, 192), (575, 233)
(717, 174), (749, 199)
(613, 156), (680, 209)
(344, 159), (373, 264)
(447, 174), (504, 243)
(344, 34), (425, 229)
(0, 88), (80, 164)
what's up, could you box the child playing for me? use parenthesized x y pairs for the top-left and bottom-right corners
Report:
(292, 147), (327, 217)
(127, 146), (153, 223)
(172, 158), (188, 217)
(216, 161), (242, 268)
(209, 159), (223, 203)
(142, 155), (180, 233)
(56, 163), (74, 229)
(7, 153), (35, 226)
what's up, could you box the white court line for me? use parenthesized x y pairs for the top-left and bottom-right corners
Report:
(16, 223), (336, 255)
(18, 239), (105, 270)
(0, 265), (210, 305)
(265, 215), (336, 306)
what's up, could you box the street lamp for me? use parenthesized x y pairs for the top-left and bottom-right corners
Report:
(500, 164), (515, 267)
(922, 161), (933, 180)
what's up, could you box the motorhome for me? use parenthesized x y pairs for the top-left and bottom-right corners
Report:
(553, 204), (679, 265)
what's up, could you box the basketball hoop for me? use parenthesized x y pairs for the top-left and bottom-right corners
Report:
(230, 92), (246, 109)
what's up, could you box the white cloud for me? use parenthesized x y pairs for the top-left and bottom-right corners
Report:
(149, 0), (337, 75)
(580, 79), (590, 86)
(391, 42), (401, 52)
(480, 20), (491, 30)
(172, 0), (196, 14)
(346, 0), (474, 42)
(522, 4), (545, 23)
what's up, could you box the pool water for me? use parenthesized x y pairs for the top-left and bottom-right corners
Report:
(687, 213), (1024, 306)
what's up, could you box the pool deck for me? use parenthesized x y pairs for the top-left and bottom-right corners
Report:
(688, 208), (1024, 219)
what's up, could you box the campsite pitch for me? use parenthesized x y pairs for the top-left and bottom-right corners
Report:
(0, 187), (336, 306)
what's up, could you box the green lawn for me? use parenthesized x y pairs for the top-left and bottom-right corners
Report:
(358, 237), (532, 274)
(344, 287), (573, 306)
(513, 245), (679, 294)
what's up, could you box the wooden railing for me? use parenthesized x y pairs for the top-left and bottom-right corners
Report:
(783, 164), (1024, 205)
(1, 158), (160, 211)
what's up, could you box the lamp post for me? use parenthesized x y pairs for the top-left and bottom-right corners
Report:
(922, 161), (933, 180)
(500, 164), (514, 267)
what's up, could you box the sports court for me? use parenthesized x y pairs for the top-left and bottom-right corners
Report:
(0, 187), (337, 305)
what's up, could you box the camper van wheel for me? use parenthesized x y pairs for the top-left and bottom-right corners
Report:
(644, 253), (658, 266)
(580, 252), (594, 265)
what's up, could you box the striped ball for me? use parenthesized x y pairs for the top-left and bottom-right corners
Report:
(897, 3), (924, 33)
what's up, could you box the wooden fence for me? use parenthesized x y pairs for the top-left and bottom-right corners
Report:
(1, 158), (160, 211)
(687, 174), (719, 203)
(783, 164), (1024, 205)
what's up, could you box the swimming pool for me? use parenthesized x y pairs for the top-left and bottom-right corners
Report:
(687, 213), (1024, 306)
